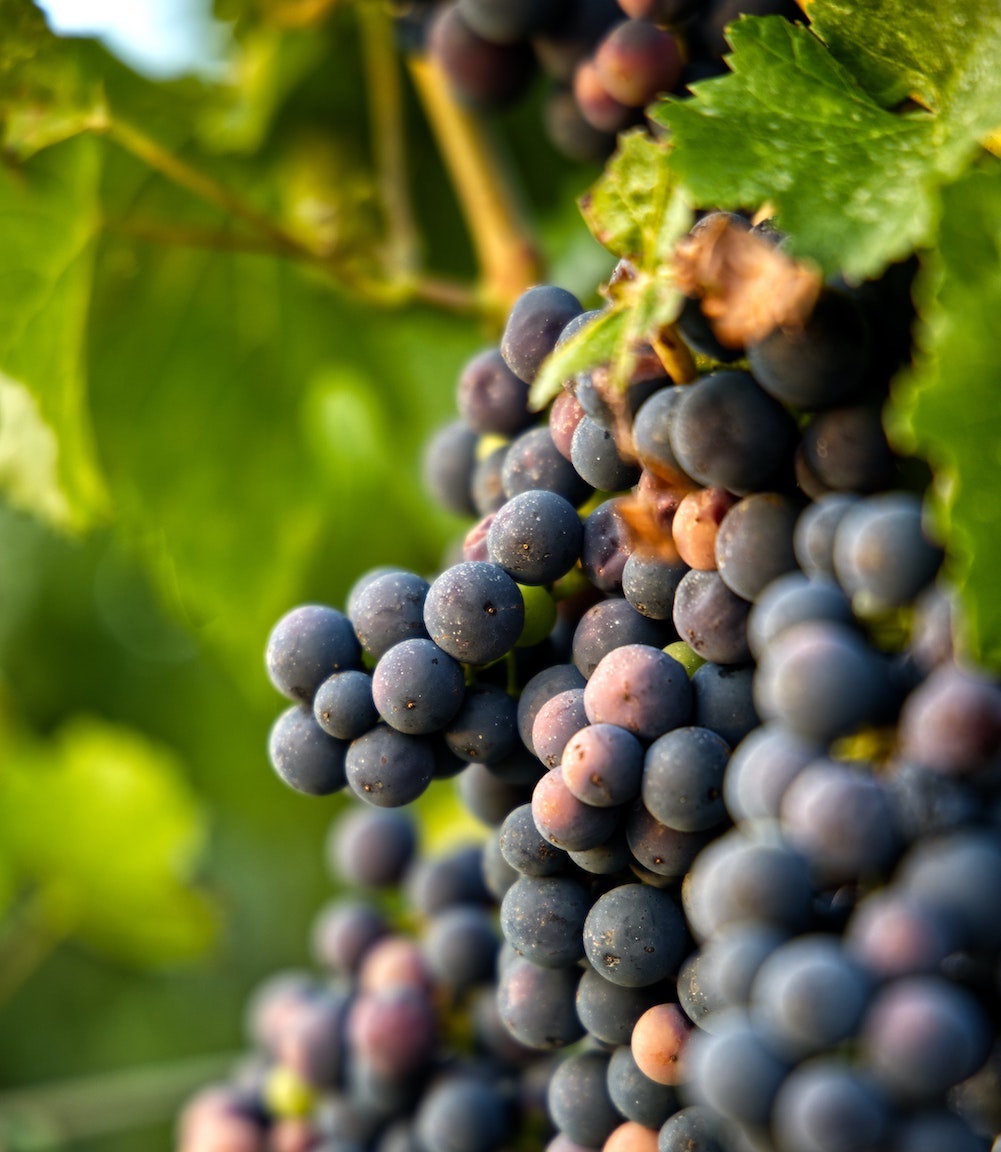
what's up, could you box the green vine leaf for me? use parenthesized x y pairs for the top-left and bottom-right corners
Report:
(807, 0), (1001, 164)
(530, 130), (690, 410)
(0, 715), (218, 966)
(652, 15), (942, 281)
(886, 163), (1001, 672)
(0, 136), (109, 529)
(0, 0), (106, 158)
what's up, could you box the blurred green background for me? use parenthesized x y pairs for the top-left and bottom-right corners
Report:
(0, 2), (611, 1148)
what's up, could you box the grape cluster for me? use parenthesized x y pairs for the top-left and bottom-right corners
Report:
(178, 214), (1001, 1152)
(178, 807), (538, 1152)
(406, 0), (800, 162)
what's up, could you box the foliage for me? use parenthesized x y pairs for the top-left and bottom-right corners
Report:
(0, 714), (218, 966)
(0, 0), (999, 1146)
(888, 166), (1001, 669)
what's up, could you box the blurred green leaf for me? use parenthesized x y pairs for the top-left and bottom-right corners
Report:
(0, 0), (105, 157)
(88, 207), (477, 683)
(0, 715), (218, 966)
(197, 26), (325, 155)
(886, 163), (1001, 671)
(0, 136), (109, 529)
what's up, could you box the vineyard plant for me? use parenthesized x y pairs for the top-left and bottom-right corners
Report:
(1, 2), (1001, 1152)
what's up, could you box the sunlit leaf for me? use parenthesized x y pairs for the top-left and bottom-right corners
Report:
(0, 715), (218, 966)
(653, 16), (938, 281)
(0, 136), (108, 528)
(808, 0), (1001, 161)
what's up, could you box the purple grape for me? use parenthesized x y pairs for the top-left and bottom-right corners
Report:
(583, 643), (692, 741)
(266, 604), (361, 703)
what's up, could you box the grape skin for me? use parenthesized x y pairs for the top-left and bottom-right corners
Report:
(575, 967), (666, 1047)
(427, 3), (536, 110)
(670, 371), (796, 494)
(607, 1043), (679, 1128)
(499, 802), (571, 876)
(593, 19), (683, 108)
(641, 726), (731, 833)
(771, 1058), (889, 1152)
(344, 726), (435, 808)
(672, 570), (752, 666)
(349, 570), (431, 662)
(444, 683), (519, 765)
(502, 424), (593, 504)
(501, 284), (584, 384)
(547, 1049), (621, 1148)
(625, 802), (715, 881)
(714, 492), (800, 603)
(371, 638), (466, 735)
(266, 604), (361, 703)
(424, 561), (525, 666)
(268, 705), (348, 796)
(487, 488), (583, 586)
(314, 669), (379, 741)
(531, 686), (588, 768)
(561, 722), (644, 807)
(497, 955), (584, 1050)
(500, 874), (592, 968)
(456, 347), (533, 436)
(583, 643), (692, 741)
(582, 882), (687, 987)
(572, 597), (676, 678)
(326, 807), (417, 890)
(746, 287), (870, 410)
(532, 764), (619, 851)
(415, 1074), (511, 1152)
(748, 933), (872, 1060)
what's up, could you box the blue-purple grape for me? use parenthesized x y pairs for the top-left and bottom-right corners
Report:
(266, 604), (361, 703)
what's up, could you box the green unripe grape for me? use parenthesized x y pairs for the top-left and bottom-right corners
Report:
(264, 1065), (315, 1119)
(476, 432), (509, 461)
(665, 640), (706, 678)
(551, 564), (591, 601)
(516, 583), (557, 648)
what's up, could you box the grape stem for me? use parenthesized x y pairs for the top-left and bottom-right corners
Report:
(100, 113), (305, 260)
(407, 53), (544, 322)
(100, 218), (479, 313)
(92, 112), (480, 314)
(358, 1), (421, 281)
(651, 326), (698, 384)
(91, 26), (550, 320)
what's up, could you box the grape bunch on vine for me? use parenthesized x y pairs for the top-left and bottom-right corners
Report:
(0, 3), (1000, 1152)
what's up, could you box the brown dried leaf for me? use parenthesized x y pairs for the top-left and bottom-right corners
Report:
(673, 213), (822, 347)
(618, 470), (695, 562)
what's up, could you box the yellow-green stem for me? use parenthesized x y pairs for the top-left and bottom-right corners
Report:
(101, 114), (307, 260)
(358, 0), (421, 279)
(407, 53), (543, 323)
(652, 326), (698, 384)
